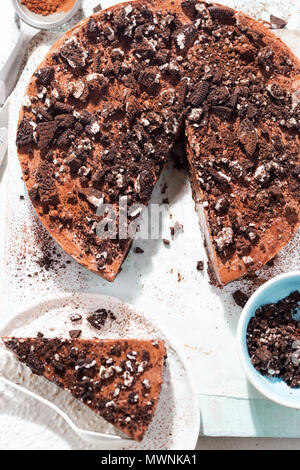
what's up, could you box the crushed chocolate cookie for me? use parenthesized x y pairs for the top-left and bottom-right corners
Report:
(269, 14), (287, 29)
(247, 291), (300, 387)
(208, 5), (235, 25)
(16, 118), (34, 147)
(34, 67), (54, 86)
(232, 290), (249, 307)
(237, 119), (257, 157)
(70, 313), (82, 322)
(189, 81), (210, 107)
(196, 260), (204, 271)
(87, 308), (109, 330)
(69, 329), (82, 338)
(93, 4), (102, 14)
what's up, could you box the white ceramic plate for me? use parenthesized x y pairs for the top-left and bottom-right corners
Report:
(0, 293), (199, 450)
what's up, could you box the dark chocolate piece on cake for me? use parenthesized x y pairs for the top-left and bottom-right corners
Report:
(1, 336), (166, 442)
(16, 0), (300, 285)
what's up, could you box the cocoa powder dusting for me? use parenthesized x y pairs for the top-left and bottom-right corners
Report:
(21, 0), (75, 16)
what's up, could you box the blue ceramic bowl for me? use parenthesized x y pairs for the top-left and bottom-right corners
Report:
(237, 271), (300, 409)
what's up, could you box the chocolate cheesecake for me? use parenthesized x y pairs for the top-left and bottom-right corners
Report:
(16, 0), (300, 284)
(2, 336), (166, 441)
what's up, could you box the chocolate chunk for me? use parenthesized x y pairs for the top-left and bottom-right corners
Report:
(139, 170), (154, 202)
(16, 118), (34, 147)
(292, 165), (300, 179)
(134, 247), (144, 254)
(102, 147), (116, 164)
(76, 110), (91, 125)
(189, 81), (209, 107)
(237, 118), (257, 156)
(232, 290), (249, 307)
(163, 238), (170, 246)
(34, 164), (59, 208)
(34, 67), (54, 86)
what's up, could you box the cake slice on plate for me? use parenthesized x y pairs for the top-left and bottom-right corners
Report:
(1, 336), (166, 442)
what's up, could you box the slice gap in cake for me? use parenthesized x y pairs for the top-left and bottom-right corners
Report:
(1, 336), (166, 442)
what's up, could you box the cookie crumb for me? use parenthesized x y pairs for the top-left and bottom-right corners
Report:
(196, 260), (204, 271)
(69, 329), (82, 338)
(232, 290), (249, 307)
